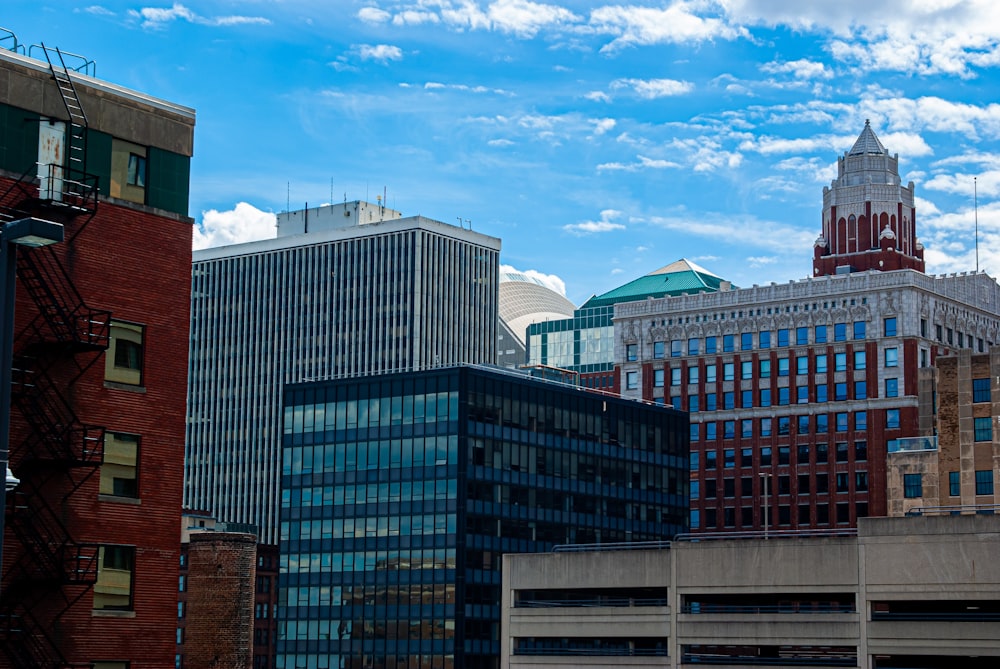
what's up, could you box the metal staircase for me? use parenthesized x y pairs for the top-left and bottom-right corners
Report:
(0, 44), (99, 223)
(0, 42), (110, 669)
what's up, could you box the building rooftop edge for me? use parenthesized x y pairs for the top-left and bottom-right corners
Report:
(612, 267), (1000, 316)
(193, 214), (502, 261)
(0, 46), (196, 120)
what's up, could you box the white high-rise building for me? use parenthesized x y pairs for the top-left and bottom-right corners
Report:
(184, 202), (500, 542)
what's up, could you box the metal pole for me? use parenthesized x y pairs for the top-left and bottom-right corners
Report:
(0, 231), (18, 594)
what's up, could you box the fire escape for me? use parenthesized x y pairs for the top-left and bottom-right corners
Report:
(0, 44), (111, 669)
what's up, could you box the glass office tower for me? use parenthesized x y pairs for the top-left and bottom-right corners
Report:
(277, 365), (688, 669)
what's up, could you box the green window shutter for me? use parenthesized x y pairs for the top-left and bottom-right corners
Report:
(146, 146), (190, 216)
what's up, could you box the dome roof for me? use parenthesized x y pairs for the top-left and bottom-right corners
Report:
(498, 276), (576, 347)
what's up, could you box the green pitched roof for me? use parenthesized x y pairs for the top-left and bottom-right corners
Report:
(580, 258), (731, 309)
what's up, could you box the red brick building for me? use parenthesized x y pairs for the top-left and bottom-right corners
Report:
(0, 36), (194, 668)
(615, 123), (1000, 534)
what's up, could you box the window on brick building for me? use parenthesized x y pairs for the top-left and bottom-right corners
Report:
(778, 358), (789, 376)
(816, 414), (828, 433)
(904, 474), (923, 498)
(100, 432), (139, 498)
(835, 413), (848, 432)
(855, 441), (867, 461)
(835, 352), (847, 372)
(815, 325), (827, 343)
(105, 320), (145, 386)
(723, 363), (734, 381)
(884, 347), (898, 367)
(797, 415), (809, 434)
(688, 338), (699, 355)
(834, 323), (847, 342)
(884, 378), (898, 398)
(854, 350), (866, 370)
(705, 364), (717, 383)
(975, 417), (992, 442)
(976, 470), (994, 496)
(705, 336), (717, 354)
(741, 332), (753, 350)
(884, 317), (897, 337)
(777, 417), (790, 435)
(626, 344), (638, 361)
(653, 341), (665, 359)
(759, 331), (771, 348)
(812, 443), (826, 464)
(816, 354), (828, 373)
(949, 471), (960, 497)
(796, 327), (809, 345)
(653, 369), (664, 388)
(796, 356), (808, 375)
(886, 409), (900, 429)
(853, 321), (866, 339)
(94, 545), (135, 611)
(626, 371), (638, 390)
(723, 334), (734, 352)
(777, 329), (789, 347)
(973, 378), (991, 403)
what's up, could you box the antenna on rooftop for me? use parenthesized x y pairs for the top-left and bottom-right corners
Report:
(286, 182), (290, 214)
(975, 176), (980, 273)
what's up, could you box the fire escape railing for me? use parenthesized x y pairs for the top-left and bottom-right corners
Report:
(0, 42), (110, 669)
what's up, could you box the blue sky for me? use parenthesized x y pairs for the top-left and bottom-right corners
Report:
(4, 1), (999, 305)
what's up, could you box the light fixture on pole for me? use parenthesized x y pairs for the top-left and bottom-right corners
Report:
(0, 217), (65, 596)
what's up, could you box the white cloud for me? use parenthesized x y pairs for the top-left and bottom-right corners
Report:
(724, 0), (1000, 76)
(598, 155), (682, 172)
(78, 5), (115, 16)
(589, 3), (749, 52)
(925, 170), (1000, 198)
(760, 58), (833, 79)
(128, 2), (269, 29)
(746, 255), (779, 267)
(500, 263), (567, 295)
(563, 209), (626, 235)
(420, 82), (513, 95)
(358, 7), (391, 23)
(393, 10), (441, 26)
(591, 118), (616, 135)
(487, 0), (579, 37)
(194, 202), (276, 250)
(585, 91), (611, 103)
(645, 212), (815, 253)
(609, 77), (694, 99)
(358, 44), (404, 63)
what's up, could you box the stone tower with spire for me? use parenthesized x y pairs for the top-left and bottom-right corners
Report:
(813, 120), (924, 276)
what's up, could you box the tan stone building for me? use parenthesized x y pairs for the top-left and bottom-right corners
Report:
(886, 347), (1000, 515)
(502, 515), (1000, 668)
